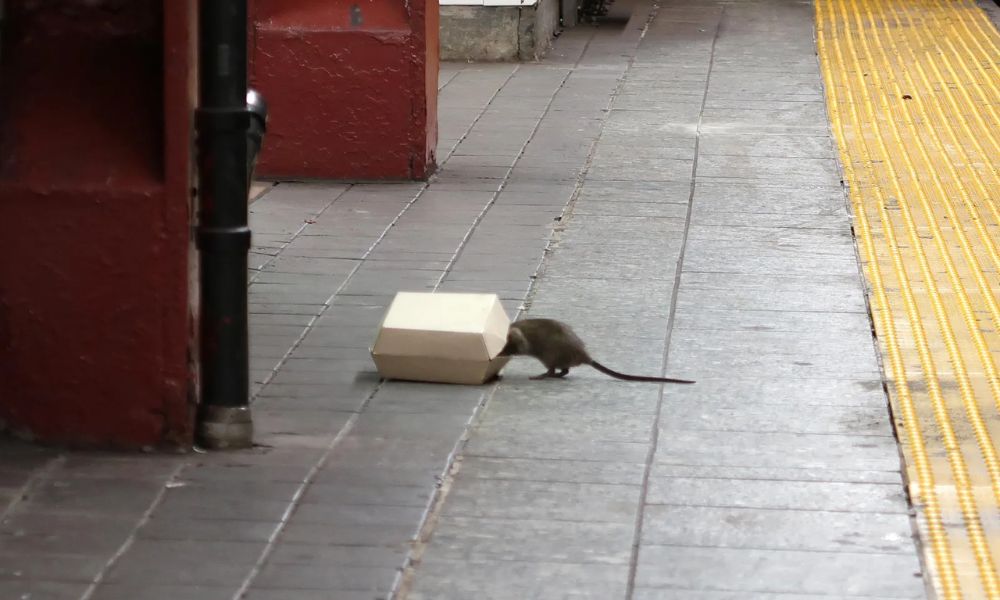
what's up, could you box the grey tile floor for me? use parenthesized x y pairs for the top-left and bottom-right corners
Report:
(0, 1), (926, 599)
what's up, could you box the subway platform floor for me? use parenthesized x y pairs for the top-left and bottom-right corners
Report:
(5, 0), (1000, 597)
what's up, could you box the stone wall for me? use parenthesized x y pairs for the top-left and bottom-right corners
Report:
(440, 0), (562, 61)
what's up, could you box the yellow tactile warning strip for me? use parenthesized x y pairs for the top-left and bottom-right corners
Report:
(816, 0), (1000, 597)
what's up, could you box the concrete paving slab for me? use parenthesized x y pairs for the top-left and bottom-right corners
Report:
(136, 517), (278, 544)
(309, 465), (439, 490)
(464, 430), (651, 464)
(0, 514), (136, 559)
(244, 592), (376, 600)
(632, 591), (921, 600)
(675, 271), (869, 313)
(685, 227), (855, 252)
(249, 563), (399, 593)
(654, 429), (905, 472)
(669, 327), (879, 364)
(572, 199), (691, 218)
(298, 482), (432, 508)
(277, 521), (418, 548)
(697, 154), (841, 183)
(673, 306), (871, 334)
(681, 240), (861, 277)
(103, 556), (251, 587)
(645, 475), (909, 514)
(1, 582), (87, 600)
(652, 464), (908, 485)
(24, 477), (164, 515)
(487, 377), (662, 410)
(428, 515), (635, 564)
(656, 376), (885, 414)
(666, 347), (881, 380)
(634, 546), (924, 597)
(457, 456), (647, 486)
(89, 585), (234, 600)
(407, 559), (629, 600)
(0, 550), (106, 582)
(662, 401), (893, 436)
(266, 543), (407, 569)
(473, 410), (654, 443)
(441, 478), (641, 523)
(641, 504), (916, 553)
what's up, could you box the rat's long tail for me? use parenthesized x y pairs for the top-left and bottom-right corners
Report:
(589, 361), (695, 384)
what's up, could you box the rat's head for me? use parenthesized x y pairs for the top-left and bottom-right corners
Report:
(499, 325), (530, 356)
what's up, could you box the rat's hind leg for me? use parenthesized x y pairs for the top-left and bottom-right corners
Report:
(530, 369), (556, 380)
(555, 368), (569, 378)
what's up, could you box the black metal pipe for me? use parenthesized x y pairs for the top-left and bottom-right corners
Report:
(1, 1), (6, 62)
(196, 0), (253, 447)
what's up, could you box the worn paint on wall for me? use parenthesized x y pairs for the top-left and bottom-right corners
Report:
(250, 0), (439, 180)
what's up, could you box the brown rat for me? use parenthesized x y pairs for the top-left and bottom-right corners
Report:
(499, 318), (695, 383)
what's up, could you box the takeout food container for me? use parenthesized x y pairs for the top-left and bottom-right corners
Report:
(371, 292), (511, 384)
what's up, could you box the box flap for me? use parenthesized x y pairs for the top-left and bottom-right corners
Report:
(381, 292), (503, 334)
(372, 354), (510, 385)
(481, 296), (510, 358)
(373, 328), (485, 359)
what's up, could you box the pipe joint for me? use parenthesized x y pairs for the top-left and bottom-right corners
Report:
(196, 107), (252, 133)
(196, 225), (252, 254)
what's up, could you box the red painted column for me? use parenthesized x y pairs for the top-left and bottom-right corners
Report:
(0, 1), (198, 448)
(250, 0), (439, 180)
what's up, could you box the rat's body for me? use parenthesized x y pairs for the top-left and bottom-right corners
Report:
(499, 318), (695, 383)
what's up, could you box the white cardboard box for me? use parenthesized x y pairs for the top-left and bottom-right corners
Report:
(371, 292), (511, 385)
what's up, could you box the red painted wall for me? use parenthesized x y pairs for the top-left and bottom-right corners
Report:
(0, 1), (198, 448)
(250, 0), (439, 180)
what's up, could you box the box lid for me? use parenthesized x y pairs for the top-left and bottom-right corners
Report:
(373, 292), (509, 360)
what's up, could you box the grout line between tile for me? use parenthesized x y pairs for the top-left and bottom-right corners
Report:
(229, 383), (383, 600)
(248, 186), (352, 285)
(0, 454), (64, 522)
(625, 3), (725, 598)
(79, 463), (185, 600)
